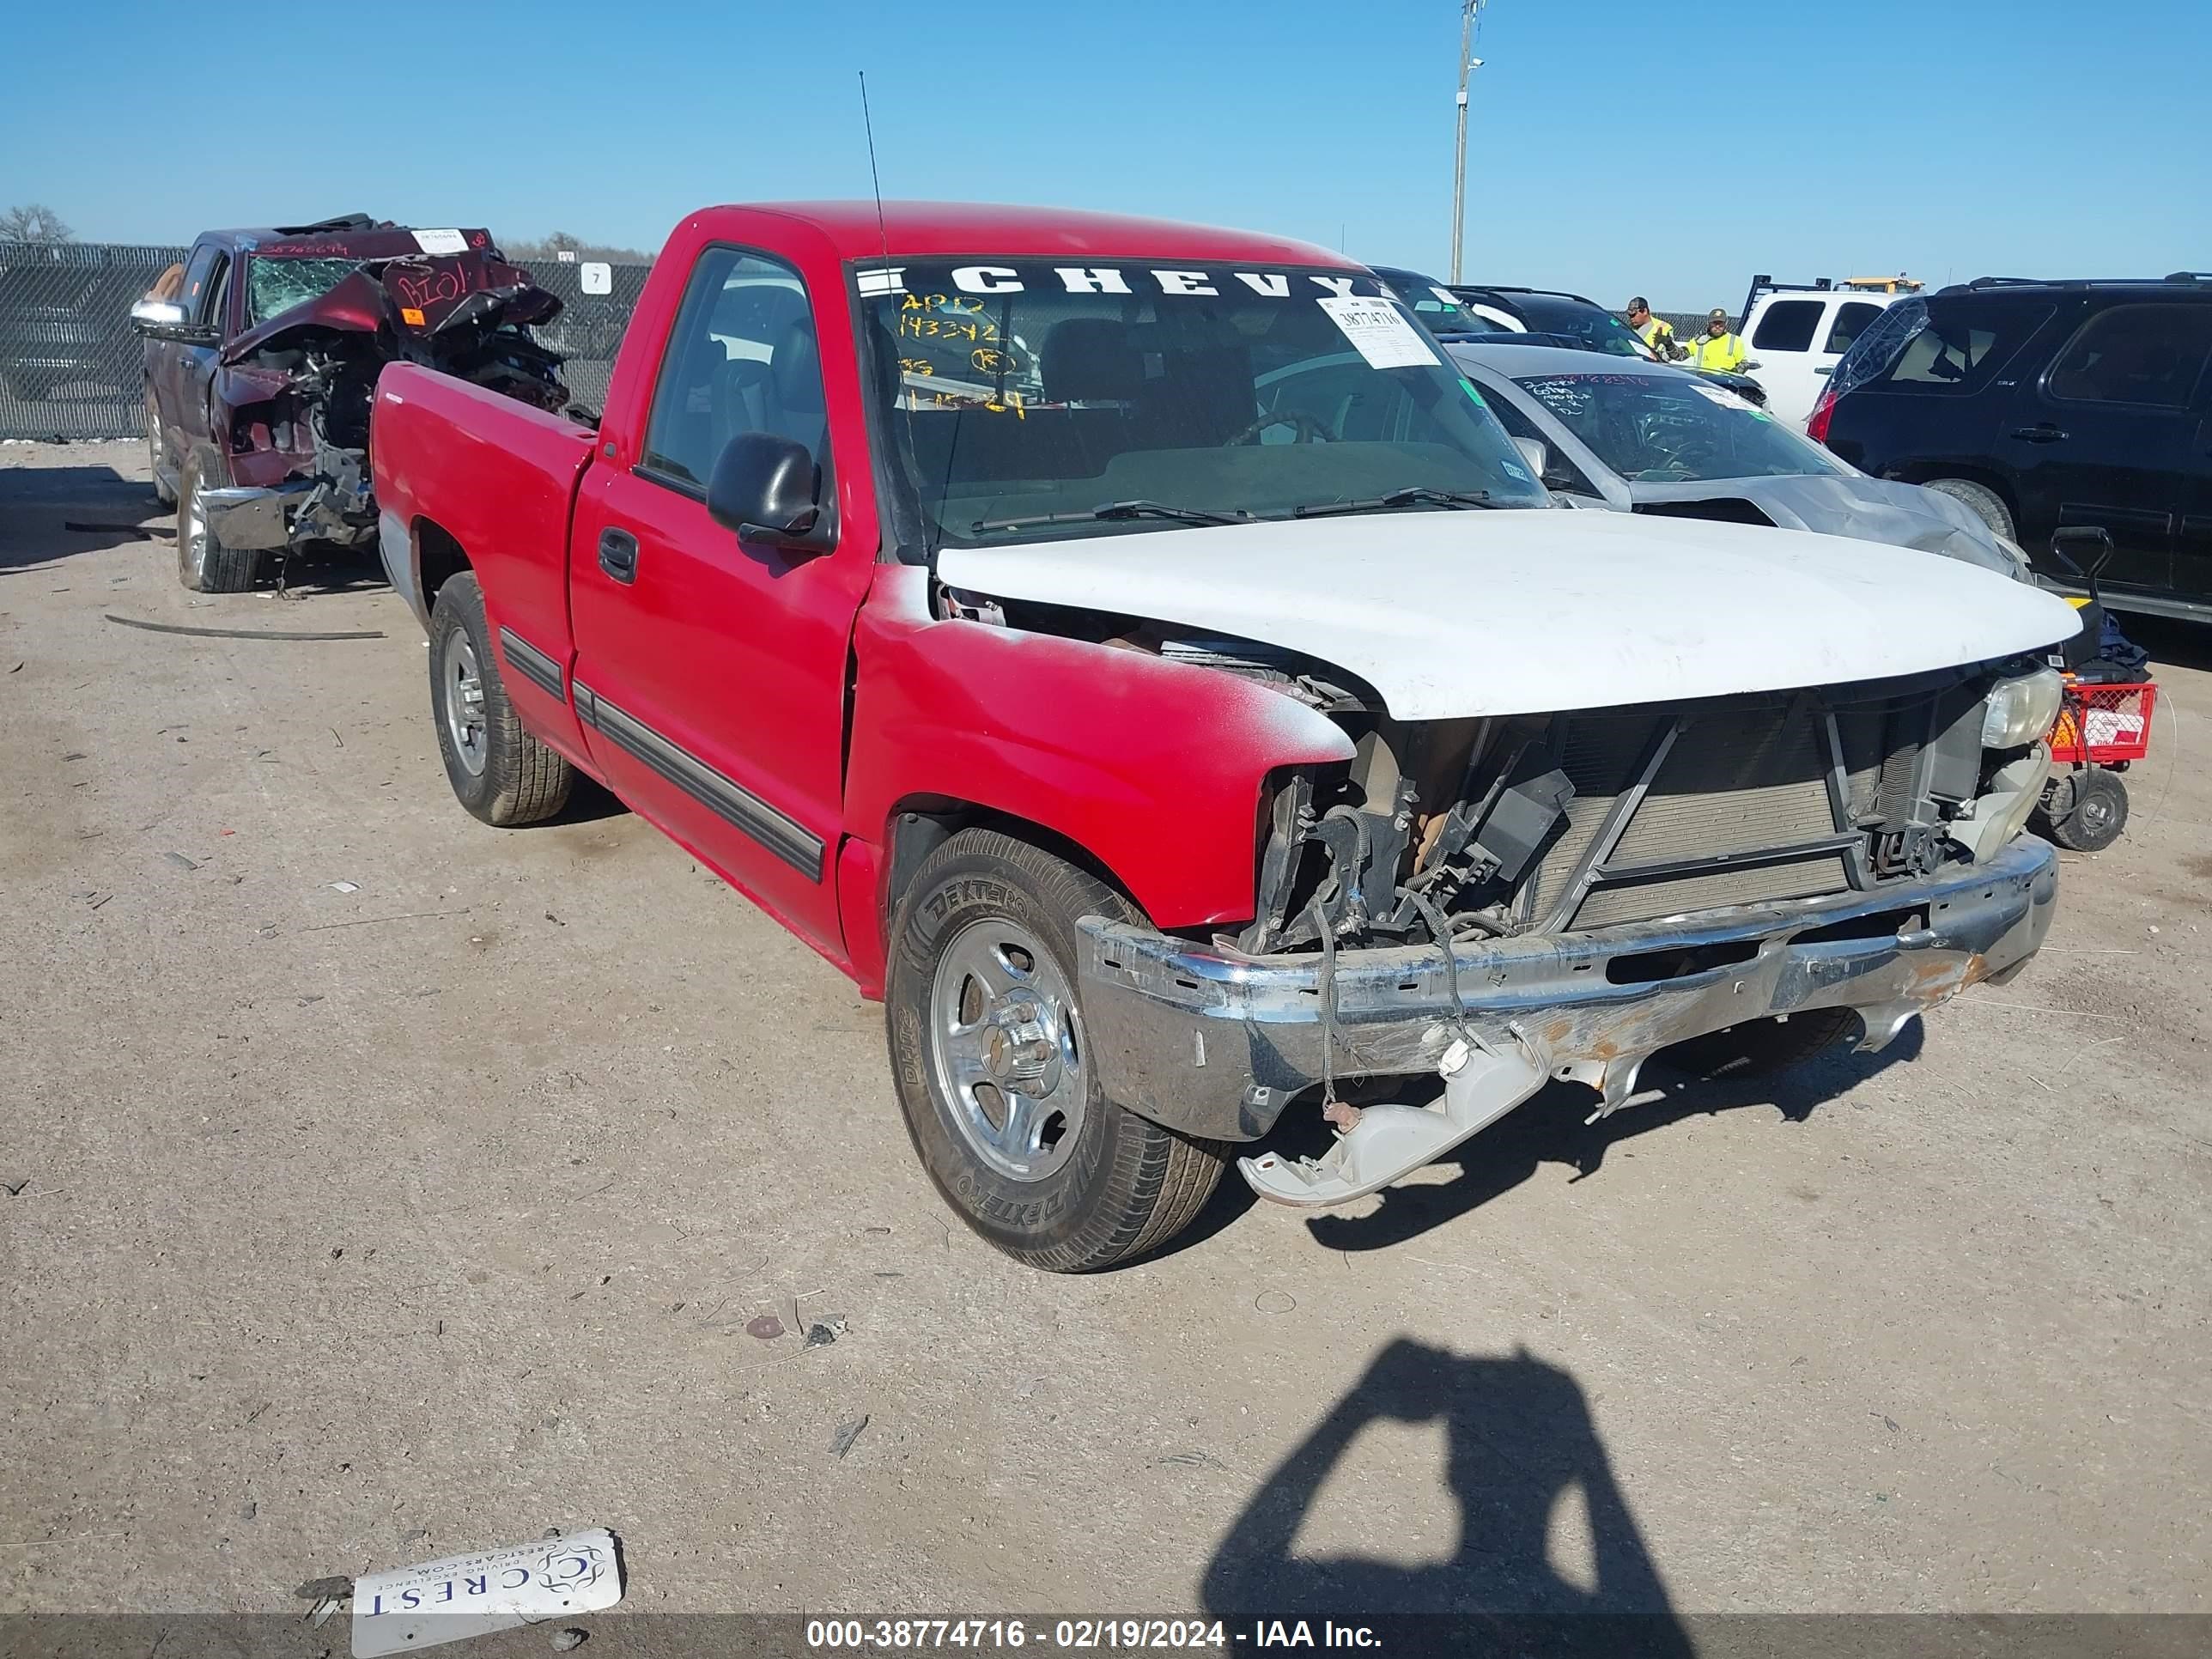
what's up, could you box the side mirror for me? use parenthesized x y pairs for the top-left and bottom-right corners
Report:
(1511, 435), (1549, 480)
(707, 432), (823, 547)
(129, 297), (220, 345)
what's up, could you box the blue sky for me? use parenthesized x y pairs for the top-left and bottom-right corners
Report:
(3, 0), (2203, 307)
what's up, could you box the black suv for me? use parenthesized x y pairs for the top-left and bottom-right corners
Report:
(1815, 275), (2212, 619)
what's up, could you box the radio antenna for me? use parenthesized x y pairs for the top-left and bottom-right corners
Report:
(860, 71), (890, 257)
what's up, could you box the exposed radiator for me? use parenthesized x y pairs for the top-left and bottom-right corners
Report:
(1522, 690), (1938, 933)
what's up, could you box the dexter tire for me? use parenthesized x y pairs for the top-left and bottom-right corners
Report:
(887, 830), (1227, 1272)
(428, 572), (573, 827)
(177, 447), (258, 593)
(1662, 1007), (1860, 1081)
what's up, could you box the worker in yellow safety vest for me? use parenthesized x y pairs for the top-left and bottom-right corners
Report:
(1691, 307), (1749, 371)
(1626, 297), (1679, 359)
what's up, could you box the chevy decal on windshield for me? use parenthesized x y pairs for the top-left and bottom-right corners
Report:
(854, 265), (1387, 302)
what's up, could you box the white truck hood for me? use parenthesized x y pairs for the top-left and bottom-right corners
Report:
(936, 510), (2082, 720)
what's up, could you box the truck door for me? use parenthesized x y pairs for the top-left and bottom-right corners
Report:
(567, 245), (873, 954)
(1746, 297), (1827, 428)
(2006, 301), (2212, 597)
(153, 240), (227, 459)
(2167, 353), (2212, 610)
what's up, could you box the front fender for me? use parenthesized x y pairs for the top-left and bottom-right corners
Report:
(845, 566), (1355, 933)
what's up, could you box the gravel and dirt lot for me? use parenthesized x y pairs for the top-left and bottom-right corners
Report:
(3, 441), (2209, 1628)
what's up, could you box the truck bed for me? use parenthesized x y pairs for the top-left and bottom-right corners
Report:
(372, 362), (599, 750)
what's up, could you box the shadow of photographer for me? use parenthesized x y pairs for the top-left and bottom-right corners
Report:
(1203, 1338), (1692, 1653)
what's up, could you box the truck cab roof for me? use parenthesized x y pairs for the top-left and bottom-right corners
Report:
(676, 201), (1357, 268)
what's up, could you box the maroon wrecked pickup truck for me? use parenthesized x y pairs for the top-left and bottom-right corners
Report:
(368, 201), (2075, 1272)
(131, 214), (568, 592)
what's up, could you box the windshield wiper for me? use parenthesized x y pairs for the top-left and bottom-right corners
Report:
(1290, 486), (1498, 519)
(971, 499), (1249, 534)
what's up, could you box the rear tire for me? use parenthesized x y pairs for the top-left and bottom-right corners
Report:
(177, 447), (258, 593)
(886, 830), (1227, 1272)
(1662, 1007), (1860, 1081)
(428, 572), (574, 826)
(1921, 477), (2016, 542)
(146, 389), (176, 508)
(2045, 769), (2127, 853)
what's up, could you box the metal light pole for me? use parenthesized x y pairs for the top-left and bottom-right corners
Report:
(1449, 0), (1485, 284)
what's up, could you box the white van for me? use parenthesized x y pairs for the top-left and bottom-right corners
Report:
(1739, 277), (1920, 429)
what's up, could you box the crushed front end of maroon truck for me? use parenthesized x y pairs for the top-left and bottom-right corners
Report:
(204, 222), (568, 556)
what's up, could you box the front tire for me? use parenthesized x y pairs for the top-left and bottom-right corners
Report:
(177, 447), (257, 592)
(428, 573), (574, 826)
(886, 830), (1226, 1272)
(147, 389), (176, 508)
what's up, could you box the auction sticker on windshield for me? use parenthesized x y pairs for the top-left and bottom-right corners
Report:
(351, 1528), (623, 1656)
(1318, 296), (1441, 369)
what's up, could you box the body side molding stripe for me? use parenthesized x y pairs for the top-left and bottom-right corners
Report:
(570, 679), (823, 880)
(497, 627), (566, 702)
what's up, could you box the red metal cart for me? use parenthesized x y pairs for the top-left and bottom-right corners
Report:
(2038, 675), (2156, 851)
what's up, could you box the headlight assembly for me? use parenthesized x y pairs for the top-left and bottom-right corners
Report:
(1982, 666), (2063, 750)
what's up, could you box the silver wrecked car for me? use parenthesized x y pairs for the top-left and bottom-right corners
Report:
(1449, 342), (2033, 580)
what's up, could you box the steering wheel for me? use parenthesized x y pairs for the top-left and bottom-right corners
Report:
(1224, 409), (1338, 447)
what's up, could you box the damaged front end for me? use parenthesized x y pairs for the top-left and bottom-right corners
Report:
(208, 247), (568, 556)
(1005, 606), (2062, 1206)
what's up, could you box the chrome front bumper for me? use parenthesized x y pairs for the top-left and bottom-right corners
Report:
(1077, 835), (2058, 1144)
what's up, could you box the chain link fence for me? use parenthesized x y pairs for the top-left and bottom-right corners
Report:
(0, 241), (647, 441)
(1, 240), (1719, 442)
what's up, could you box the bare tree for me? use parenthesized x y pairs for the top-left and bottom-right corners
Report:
(503, 230), (653, 264)
(0, 204), (74, 243)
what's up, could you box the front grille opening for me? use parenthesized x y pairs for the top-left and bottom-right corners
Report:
(1795, 907), (1928, 945)
(1605, 939), (1760, 986)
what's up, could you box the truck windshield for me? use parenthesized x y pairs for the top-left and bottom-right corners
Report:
(1514, 371), (1851, 483)
(854, 260), (1550, 550)
(246, 256), (364, 325)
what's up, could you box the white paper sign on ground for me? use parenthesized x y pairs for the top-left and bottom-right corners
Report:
(351, 1528), (623, 1656)
(1317, 295), (1440, 369)
(580, 261), (612, 295)
(413, 228), (469, 256)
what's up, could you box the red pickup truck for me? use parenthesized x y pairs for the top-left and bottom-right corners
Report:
(370, 202), (2076, 1271)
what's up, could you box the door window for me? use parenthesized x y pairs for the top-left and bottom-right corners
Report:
(200, 256), (231, 330)
(1752, 300), (1822, 352)
(178, 245), (223, 322)
(1824, 301), (1882, 355)
(641, 247), (829, 491)
(2047, 304), (2212, 409)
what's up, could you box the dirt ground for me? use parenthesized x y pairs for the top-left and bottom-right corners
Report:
(3, 440), (2209, 1626)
